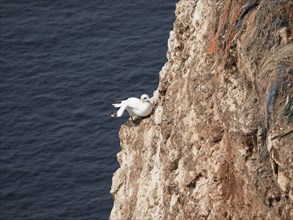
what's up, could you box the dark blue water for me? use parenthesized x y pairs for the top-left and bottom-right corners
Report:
(0, 1), (176, 219)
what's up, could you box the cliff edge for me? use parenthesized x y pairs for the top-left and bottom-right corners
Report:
(110, 0), (293, 219)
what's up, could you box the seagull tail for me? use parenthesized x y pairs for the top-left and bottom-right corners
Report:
(112, 103), (121, 108)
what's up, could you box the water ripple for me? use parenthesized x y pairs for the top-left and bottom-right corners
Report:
(0, 1), (177, 219)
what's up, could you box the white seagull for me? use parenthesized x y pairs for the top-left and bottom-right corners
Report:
(111, 94), (153, 121)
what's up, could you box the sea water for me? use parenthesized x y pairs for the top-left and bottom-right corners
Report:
(0, 0), (177, 219)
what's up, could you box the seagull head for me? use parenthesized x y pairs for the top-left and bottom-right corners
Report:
(140, 94), (151, 102)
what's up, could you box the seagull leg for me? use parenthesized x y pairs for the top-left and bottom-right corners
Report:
(130, 116), (140, 125)
(130, 116), (135, 122)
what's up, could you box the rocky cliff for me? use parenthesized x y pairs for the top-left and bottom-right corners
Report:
(110, 0), (293, 219)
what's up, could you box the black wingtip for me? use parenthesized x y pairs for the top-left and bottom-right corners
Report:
(108, 111), (117, 117)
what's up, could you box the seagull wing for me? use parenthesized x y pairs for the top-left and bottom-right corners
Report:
(116, 101), (127, 117)
(125, 98), (141, 110)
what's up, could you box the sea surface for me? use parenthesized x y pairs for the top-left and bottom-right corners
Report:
(0, 1), (177, 219)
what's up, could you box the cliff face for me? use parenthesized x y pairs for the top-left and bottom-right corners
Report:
(110, 0), (293, 219)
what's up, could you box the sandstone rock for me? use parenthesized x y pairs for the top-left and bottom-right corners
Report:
(110, 0), (293, 219)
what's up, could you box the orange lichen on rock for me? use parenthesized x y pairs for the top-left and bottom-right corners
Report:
(207, 35), (218, 55)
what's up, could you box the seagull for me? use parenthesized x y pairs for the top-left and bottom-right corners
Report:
(111, 94), (153, 121)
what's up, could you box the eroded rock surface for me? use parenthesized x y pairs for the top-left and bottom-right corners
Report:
(110, 0), (293, 219)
